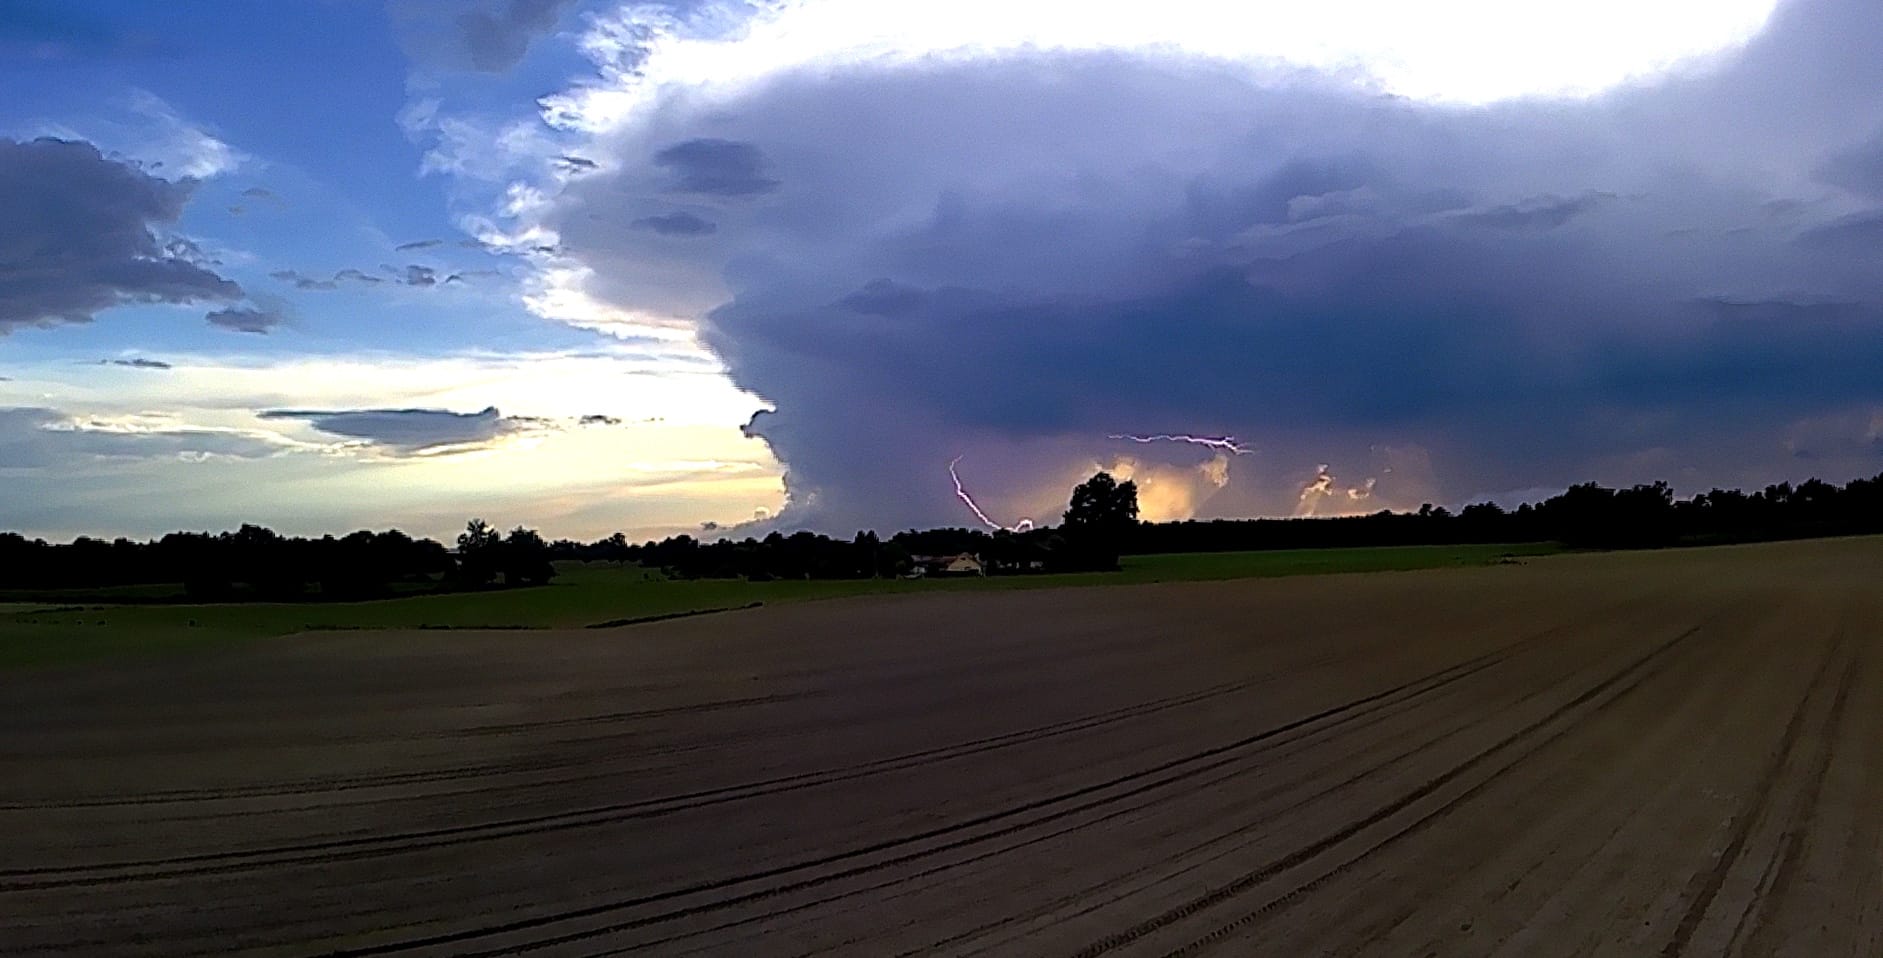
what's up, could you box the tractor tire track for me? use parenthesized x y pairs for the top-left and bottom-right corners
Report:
(1071, 616), (1712, 958)
(312, 632), (1539, 958)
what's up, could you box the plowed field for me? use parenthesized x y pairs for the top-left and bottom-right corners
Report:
(4, 538), (1879, 956)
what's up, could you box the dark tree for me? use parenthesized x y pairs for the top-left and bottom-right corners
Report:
(1064, 471), (1140, 533)
(501, 526), (556, 587)
(456, 518), (503, 587)
(1062, 471), (1140, 570)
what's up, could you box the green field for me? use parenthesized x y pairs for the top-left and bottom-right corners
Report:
(0, 543), (1558, 667)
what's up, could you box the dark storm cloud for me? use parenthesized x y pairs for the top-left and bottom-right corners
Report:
(205, 304), (284, 334)
(1797, 209), (1883, 248)
(838, 279), (927, 317)
(1816, 131), (1883, 198)
(258, 406), (539, 453)
(0, 137), (242, 332)
(547, 0), (1883, 531)
(653, 139), (780, 197)
(632, 211), (718, 236)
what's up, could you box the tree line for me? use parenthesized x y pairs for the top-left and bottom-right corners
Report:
(566, 470), (1883, 579)
(6, 470), (1883, 596)
(0, 520), (554, 600)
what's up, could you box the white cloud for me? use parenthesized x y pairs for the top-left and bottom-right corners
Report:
(126, 90), (246, 179)
(0, 348), (785, 540)
(543, 0), (1777, 132)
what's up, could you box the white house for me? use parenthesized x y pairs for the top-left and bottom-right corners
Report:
(908, 553), (985, 577)
(938, 553), (984, 576)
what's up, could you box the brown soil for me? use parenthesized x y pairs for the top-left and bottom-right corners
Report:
(3, 537), (1879, 956)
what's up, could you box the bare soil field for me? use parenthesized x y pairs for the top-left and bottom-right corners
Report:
(2, 537), (1879, 956)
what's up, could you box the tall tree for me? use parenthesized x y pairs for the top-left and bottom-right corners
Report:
(457, 518), (503, 586)
(1064, 471), (1140, 533)
(1062, 471), (1139, 570)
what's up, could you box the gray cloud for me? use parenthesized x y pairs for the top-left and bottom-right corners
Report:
(271, 263), (457, 292)
(838, 279), (927, 317)
(1817, 130), (1883, 199)
(100, 358), (171, 370)
(1798, 209), (1883, 248)
(632, 211), (718, 236)
(541, 0), (1883, 530)
(0, 137), (242, 332)
(392, 0), (574, 73)
(456, 0), (570, 70)
(1452, 193), (1609, 231)
(395, 238), (444, 251)
(654, 138), (780, 197)
(270, 269), (338, 291)
(205, 304), (285, 334)
(557, 154), (599, 173)
(257, 406), (542, 453)
(0, 407), (282, 466)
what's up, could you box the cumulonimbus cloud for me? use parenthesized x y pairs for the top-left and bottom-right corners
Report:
(451, 0), (1883, 531)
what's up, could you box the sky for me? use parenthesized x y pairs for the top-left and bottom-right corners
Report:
(3, 0), (1881, 542)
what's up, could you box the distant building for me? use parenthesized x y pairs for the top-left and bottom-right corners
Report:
(907, 553), (985, 577)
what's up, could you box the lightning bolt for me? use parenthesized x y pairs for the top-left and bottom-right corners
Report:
(949, 456), (1036, 532)
(1109, 433), (1253, 455)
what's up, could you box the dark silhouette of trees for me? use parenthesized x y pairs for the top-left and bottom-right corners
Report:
(450, 520), (557, 588)
(0, 527), (453, 600)
(0, 518), (570, 601)
(501, 526), (556, 586)
(1064, 472), (1140, 532)
(1062, 471), (1139, 570)
(9, 468), (1883, 596)
(455, 519), (504, 587)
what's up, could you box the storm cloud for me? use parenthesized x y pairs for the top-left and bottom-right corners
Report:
(653, 139), (780, 197)
(632, 211), (718, 236)
(0, 137), (242, 332)
(513, 0), (1883, 531)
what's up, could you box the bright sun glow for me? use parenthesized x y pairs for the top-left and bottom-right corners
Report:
(551, 0), (1780, 132)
